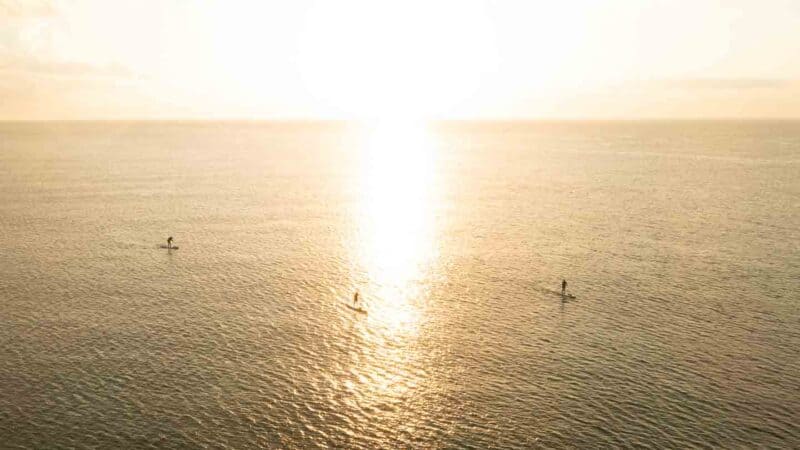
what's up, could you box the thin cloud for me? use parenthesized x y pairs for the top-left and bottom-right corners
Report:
(0, 48), (142, 79)
(654, 78), (795, 91)
(0, 56), (137, 79)
(0, 0), (61, 18)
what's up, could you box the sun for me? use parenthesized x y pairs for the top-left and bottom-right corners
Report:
(297, 0), (497, 120)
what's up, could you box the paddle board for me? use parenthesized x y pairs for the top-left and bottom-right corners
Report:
(346, 304), (368, 314)
(158, 245), (179, 250)
(542, 288), (576, 299)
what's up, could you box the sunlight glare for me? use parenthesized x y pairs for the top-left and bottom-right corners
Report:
(298, 0), (497, 119)
(355, 121), (439, 332)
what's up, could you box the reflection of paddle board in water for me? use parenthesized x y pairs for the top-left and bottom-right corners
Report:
(346, 304), (367, 314)
(158, 245), (179, 250)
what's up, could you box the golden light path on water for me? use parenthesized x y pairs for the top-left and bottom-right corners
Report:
(346, 122), (440, 431)
(357, 122), (438, 331)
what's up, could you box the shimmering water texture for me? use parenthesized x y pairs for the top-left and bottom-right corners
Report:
(1, 121), (798, 448)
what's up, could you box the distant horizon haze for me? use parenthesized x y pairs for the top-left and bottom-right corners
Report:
(2, 0), (800, 120)
(3, 118), (800, 124)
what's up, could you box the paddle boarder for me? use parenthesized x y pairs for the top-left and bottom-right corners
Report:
(353, 290), (360, 308)
(167, 236), (174, 249)
(561, 279), (567, 296)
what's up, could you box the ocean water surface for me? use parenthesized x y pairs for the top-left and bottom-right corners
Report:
(1, 121), (798, 448)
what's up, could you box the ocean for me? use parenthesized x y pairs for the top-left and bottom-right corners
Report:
(1, 121), (798, 448)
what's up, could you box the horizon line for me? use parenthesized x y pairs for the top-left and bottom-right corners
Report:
(3, 117), (800, 123)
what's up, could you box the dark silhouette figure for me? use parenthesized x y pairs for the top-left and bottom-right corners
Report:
(561, 279), (567, 296)
(353, 291), (360, 307)
(167, 236), (173, 249)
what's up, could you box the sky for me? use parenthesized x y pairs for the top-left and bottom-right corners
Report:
(1, 0), (800, 120)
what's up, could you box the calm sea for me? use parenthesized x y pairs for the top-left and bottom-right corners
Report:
(1, 121), (798, 448)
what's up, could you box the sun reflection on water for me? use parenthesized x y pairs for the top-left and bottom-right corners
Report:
(355, 121), (439, 333)
(346, 121), (441, 437)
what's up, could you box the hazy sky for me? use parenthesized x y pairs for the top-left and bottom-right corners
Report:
(2, 0), (800, 119)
